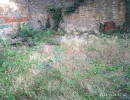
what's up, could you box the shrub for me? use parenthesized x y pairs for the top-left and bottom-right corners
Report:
(18, 23), (37, 38)
(0, 52), (5, 67)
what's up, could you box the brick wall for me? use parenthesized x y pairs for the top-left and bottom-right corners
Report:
(0, 0), (28, 35)
(27, 0), (125, 33)
(0, 0), (125, 35)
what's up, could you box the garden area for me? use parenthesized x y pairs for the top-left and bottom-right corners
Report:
(0, 23), (130, 100)
(0, 0), (130, 100)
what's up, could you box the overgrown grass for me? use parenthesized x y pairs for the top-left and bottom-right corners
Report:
(100, 29), (130, 39)
(0, 30), (130, 100)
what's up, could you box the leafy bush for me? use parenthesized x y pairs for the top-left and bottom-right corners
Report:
(17, 23), (59, 46)
(100, 29), (130, 39)
(18, 23), (37, 38)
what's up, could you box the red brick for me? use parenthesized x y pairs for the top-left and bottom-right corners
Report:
(0, 17), (28, 23)
(104, 21), (115, 32)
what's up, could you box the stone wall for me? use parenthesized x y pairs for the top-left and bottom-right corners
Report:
(27, 0), (75, 30)
(0, 0), (28, 35)
(27, 0), (125, 33)
(0, 0), (125, 34)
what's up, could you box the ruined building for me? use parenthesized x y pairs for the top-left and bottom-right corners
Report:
(0, 0), (125, 35)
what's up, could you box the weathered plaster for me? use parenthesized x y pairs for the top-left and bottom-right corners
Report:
(27, 0), (125, 33)
(0, 0), (28, 35)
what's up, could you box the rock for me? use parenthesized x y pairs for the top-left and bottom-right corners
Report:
(73, 31), (80, 35)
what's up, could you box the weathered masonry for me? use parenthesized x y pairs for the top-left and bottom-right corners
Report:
(0, 0), (28, 35)
(0, 0), (125, 34)
(27, 0), (125, 33)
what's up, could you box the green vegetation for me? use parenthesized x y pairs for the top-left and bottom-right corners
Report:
(17, 23), (37, 38)
(64, 0), (84, 15)
(101, 30), (130, 39)
(48, 0), (84, 30)
(125, 0), (130, 28)
(1, 1), (130, 99)
(0, 25), (130, 99)
(45, 18), (51, 29)
(16, 23), (59, 46)
(48, 7), (63, 31)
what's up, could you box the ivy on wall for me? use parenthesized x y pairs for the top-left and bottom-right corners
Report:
(48, 0), (84, 31)
(125, 0), (130, 28)
(64, 0), (84, 15)
(48, 7), (63, 30)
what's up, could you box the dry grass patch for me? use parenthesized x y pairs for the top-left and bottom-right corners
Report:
(0, 34), (130, 100)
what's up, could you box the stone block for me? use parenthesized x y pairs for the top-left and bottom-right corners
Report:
(0, 19), (5, 24)
(0, 24), (13, 29)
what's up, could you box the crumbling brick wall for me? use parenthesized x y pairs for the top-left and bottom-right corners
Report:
(0, 0), (125, 34)
(0, 0), (28, 35)
(27, 0), (125, 33)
